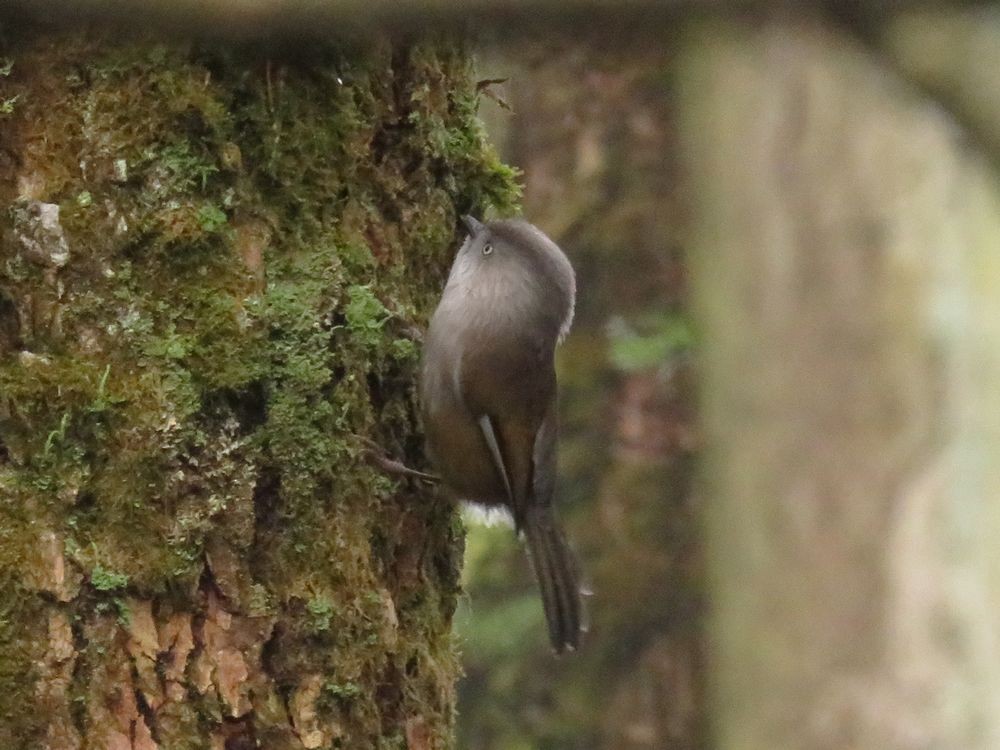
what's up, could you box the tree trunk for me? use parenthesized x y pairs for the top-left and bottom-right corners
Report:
(679, 16), (1000, 750)
(0, 30), (516, 749)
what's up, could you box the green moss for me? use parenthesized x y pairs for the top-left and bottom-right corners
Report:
(607, 310), (696, 372)
(155, 141), (220, 193)
(323, 680), (362, 701)
(90, 563), (128, 591)
(344, 284), (392, 350)
(195, 203), (228, 233)
(0, 31), (518, 747)
(0, 577), (44, 746)
(307, 594), (337, 633)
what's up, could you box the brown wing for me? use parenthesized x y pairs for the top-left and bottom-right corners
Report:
(460, 333), (556, 524)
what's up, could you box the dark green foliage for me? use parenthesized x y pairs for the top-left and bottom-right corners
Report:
(607, 311), (694, 372)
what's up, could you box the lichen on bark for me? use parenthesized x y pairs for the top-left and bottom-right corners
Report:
(0, 29), (517, 749)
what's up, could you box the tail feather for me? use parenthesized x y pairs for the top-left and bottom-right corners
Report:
(523, 505), (583, 653)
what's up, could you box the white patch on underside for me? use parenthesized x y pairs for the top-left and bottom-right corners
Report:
(558, 293), (575, 344)
(461, 503), (515, 528)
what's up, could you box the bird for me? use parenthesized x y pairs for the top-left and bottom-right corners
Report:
(420, 215), (583, 653)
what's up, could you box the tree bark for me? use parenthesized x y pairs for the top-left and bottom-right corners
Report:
(0, 31), (516, 749)
(679, 16), (1000, 750)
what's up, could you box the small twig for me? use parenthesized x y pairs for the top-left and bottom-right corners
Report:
(475, 77), (508, 92)
(475, 77), (512, 112)
(354, 434), (439, 484)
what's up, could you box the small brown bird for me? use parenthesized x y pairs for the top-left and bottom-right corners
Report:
(420, 215), (583, 653)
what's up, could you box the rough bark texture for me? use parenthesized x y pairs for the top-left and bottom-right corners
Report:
(679, 16), (1000, 750)
(0, 31), (517, 749)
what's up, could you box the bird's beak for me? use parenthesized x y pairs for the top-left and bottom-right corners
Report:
(461, 215), (485, 235)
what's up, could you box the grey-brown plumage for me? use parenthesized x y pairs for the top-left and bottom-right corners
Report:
(420, 215), (583, 653)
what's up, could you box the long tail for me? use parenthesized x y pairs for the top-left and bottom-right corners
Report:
(522, 504), (583, 653)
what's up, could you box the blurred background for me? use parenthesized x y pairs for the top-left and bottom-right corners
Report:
(454, 39), (703, 750)
(5, 4), (1000, 749)
(454, 8), (1000, 748)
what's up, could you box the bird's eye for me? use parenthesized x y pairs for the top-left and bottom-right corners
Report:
(482, 243), (494, 256)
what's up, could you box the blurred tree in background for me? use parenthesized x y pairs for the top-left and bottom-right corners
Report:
(684, 10), (1000, 748)
(459, 5), (1000, 750)
(458, 40), (704, 750)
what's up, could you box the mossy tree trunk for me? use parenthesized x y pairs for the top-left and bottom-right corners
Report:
(0, 30), (516, 749)
(679, 15), (1000, 750)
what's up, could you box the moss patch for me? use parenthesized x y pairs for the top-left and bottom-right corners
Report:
(0, 31), (518, 748)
